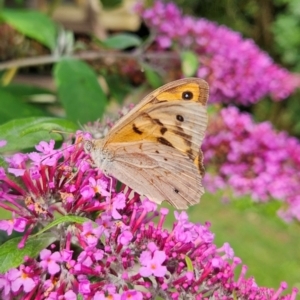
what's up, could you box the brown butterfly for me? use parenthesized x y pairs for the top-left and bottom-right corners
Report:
(84, 78), (209, 209)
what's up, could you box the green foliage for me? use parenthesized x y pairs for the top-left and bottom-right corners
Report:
(100, 33), (142, 50)
(100, 0), (123, 9)
(54, 58), (108, 124)
(143, 64), (163, 89)
(32, 216), (90, 237)
(0, 233), (57, 273)
(104, 74), (133, 104)
(2, 84), (54, 99)
(0, 117), (77, 153)
(272, 0), (300, 71)
(185, 256), (194, 272)
(0, 9), (57, 50)
(0, 89), (46, 123)
(181, 50), (199, 77)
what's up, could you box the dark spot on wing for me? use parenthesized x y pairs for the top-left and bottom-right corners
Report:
(160, 127), (168, 135)
(182, 91), (193, 100)
(174, 188), (179, 194)
(186, 149), (194, 160)
(150, 97), (167, 104)
(197, 151), (205, 177)
(164, 157), (168, 161)
(155, 150), (159, 154)
(132, 123), (143, 135)
(153, 118), (164, 126)
(172, 126), (192, 147)
(176, 115), (184, 122)
(157, 137), (174, 148)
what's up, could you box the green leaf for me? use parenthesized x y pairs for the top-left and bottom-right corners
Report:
(0, 157), (7, 169)
(54, 58), (108, 123)
(293, 120), (300, 135)
(0, 9), (57, 50)
(143, 65), (163, 89)
(0, 89), (47, 124)
(185, 255), (194, 272)
(101, 33), (142, 50)
(181, 50), (199, 77)
(104, 74), (132, 104)
(0, 117), (77, 153)
(101, 0), (122, 9)
(2, 84), (54, 99)
(0, 233), (57, 273)
(32, 215), (89, 237)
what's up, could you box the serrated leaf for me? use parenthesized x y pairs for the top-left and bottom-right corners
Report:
(143, 65), (163, 89)
(0, 9), (57, 50)
(54, 58), (107, 124)
(0, 233), (57, 273)
(181, 50), (199, 77)
(0, 117), (77, 153)
(0, 89), (46, 124)
(102, 33), (142, 50)
(32, 215), (89, 237)
(185, 255), (194, 272)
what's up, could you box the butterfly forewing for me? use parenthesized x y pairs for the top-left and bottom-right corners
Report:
(90, 78), (209, 209)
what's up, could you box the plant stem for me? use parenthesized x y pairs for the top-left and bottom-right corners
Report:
(0, 50), (180, 71)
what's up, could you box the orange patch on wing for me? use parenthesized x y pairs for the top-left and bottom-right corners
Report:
(155, 82), (208, 105)
(194, 151), (205, 177)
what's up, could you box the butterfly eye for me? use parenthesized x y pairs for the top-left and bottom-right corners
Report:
(182, 91), (193, 100)
(83, 140), (93, 153)
(182, 91), (194, 100)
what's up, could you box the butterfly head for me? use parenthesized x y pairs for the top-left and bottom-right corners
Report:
(83, 140), (94, 154)
(83, 138), (112, 173)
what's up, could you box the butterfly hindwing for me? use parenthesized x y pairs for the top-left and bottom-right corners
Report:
(108, 142), (204, 209)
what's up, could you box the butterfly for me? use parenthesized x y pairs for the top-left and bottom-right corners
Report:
(84, 78), (209, 209)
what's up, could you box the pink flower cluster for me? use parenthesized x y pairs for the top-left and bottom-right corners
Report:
(137, 1), (300, 105)
(0, 135), (297, 299)
(202, 107), (300, 222)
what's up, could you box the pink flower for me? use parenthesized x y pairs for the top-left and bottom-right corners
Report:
(81, 221), (103, 247)
(139, 249), (167, 277)
(121, 290), (143, 300)
(139, 1), (299, 105)
(0, 216), (27, 235)
(40, 249), (62, 275)
(117, 230), (133, 246)
(8, 267), (36, 293)
(106, 193), (126, 219)
(79, 278), (91, 294)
